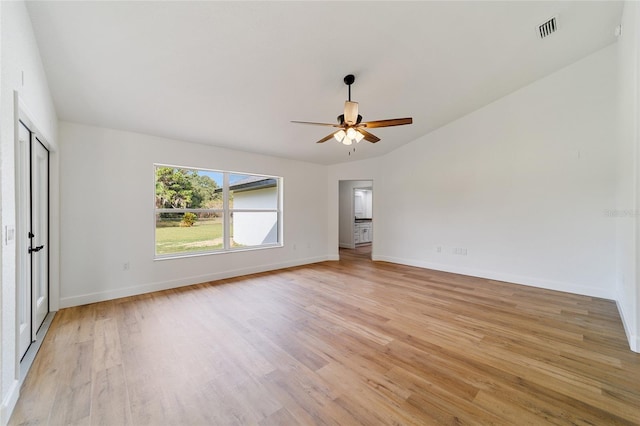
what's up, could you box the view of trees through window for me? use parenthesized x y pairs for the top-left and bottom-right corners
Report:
(155, 165), (281, 257)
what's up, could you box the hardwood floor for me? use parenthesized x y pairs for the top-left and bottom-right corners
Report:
(10, 250), (640, 425)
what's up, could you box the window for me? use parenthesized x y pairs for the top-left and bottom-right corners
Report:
(155, 165), (282, 258)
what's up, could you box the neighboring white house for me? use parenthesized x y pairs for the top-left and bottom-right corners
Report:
(219, 176), (279, 247)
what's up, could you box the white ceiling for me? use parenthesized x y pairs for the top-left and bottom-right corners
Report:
(26, 1), (623, 165)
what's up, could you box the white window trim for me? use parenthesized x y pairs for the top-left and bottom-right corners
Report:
(154, 164), (283, 259)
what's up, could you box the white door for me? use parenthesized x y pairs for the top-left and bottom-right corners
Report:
(31, 137), (49, 335)
(17, 121), (49, 360)
(17, 122), (31, 358)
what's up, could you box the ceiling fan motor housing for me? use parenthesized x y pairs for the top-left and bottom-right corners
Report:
(337, 114), (363, 126)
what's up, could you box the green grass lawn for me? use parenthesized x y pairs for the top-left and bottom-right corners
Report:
(155, 218), (224, 254)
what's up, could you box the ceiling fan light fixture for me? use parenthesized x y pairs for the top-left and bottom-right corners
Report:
(333, 129), (346, 143)
(346, 127), (357, 140)
(342, 137), (353, 146)
(354, 131), (365, 143)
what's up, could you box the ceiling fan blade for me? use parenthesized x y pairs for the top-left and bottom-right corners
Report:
(344, 101), (359, 125)
(291, 121), (341, 127)
(358, 128), (381, 143)
(316, 133), (337, 144)
(360, 117), (413, 128)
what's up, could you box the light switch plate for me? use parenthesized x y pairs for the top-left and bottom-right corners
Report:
(5, 226), (15, 245)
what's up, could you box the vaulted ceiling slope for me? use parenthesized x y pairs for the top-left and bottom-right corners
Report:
(27, 1), (623, 165)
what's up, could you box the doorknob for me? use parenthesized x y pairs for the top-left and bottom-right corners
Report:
(28, 245), (44, 254)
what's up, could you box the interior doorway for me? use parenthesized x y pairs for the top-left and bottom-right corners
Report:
(338, 180), (373, 259)
(17, 120), (50, 360)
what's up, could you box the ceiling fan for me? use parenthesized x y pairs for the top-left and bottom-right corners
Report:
(292, 74), (413, 145)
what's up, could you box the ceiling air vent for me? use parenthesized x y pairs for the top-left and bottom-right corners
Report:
(538, 17), (557, 39)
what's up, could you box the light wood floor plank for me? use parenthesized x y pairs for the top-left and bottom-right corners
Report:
(9, 247), (640, 425)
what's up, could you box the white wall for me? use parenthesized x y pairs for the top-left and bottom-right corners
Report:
(58, 122), (328, 307)
(330, 43), (619, 302)
(0, 1), (58, 423)
(338, 180), (372, 248)
(615, 1), (640, 352)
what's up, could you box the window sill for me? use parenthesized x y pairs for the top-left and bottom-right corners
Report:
(154, 243), (284, 261)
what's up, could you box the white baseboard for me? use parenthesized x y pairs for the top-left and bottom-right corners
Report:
(59, 255), (332, 308)
(1, 379), (19, 426)
(616, 298), (640, 353)
(339, 242), (355, 249)
(372, 255), (614, 300)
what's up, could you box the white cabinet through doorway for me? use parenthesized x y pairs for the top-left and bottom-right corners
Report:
(354, 221), (372, 244)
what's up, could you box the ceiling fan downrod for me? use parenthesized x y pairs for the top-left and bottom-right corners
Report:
(344, 74), (355, 101)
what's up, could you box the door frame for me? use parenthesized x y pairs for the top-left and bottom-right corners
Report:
(337, 179), (374, 257)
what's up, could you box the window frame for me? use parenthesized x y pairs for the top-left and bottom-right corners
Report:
(154, 163), (283, 259)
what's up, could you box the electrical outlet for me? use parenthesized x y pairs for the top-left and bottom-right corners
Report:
(452, 248), (468, 255)
(436, 246), (442, 253)
(123, 262), (130, 271)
